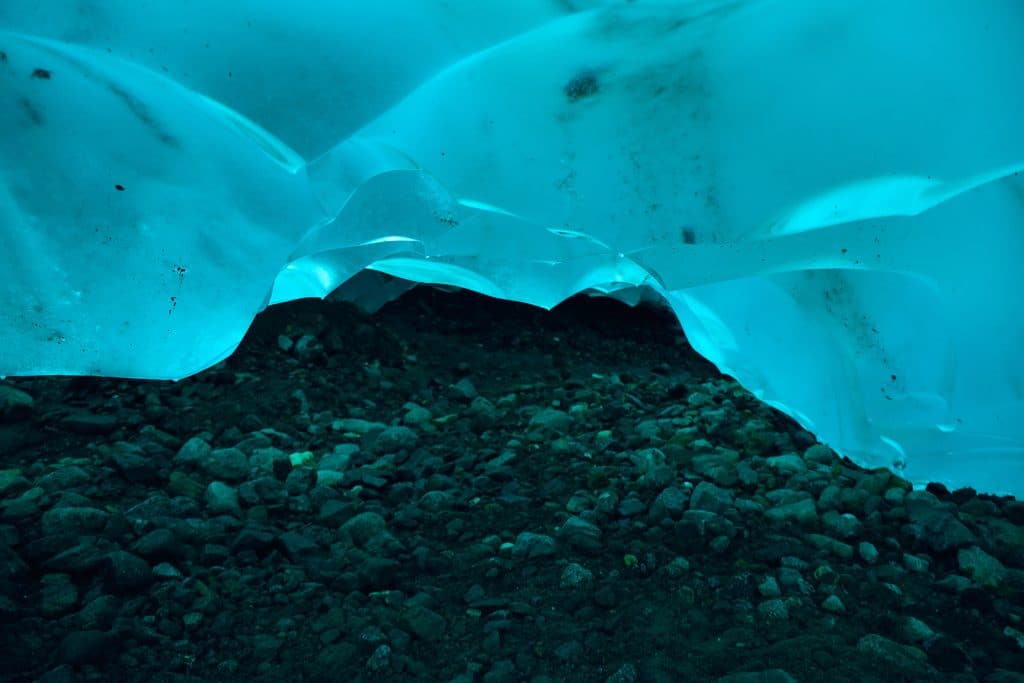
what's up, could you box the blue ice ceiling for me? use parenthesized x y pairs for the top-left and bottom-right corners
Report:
(1, 1), (1023, 495)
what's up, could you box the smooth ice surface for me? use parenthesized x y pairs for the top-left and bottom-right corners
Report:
(2, 1), (1023, 494)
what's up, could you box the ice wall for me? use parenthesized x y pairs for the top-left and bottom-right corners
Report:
(2, 1), (1023, 494)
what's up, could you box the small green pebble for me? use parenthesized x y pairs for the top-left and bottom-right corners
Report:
(289, 451), (315, 467)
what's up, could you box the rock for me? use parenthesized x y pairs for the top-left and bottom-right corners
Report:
(174, 436), (212, 467)
(366, 644), (392, 673)
(39, 574), (78, 616)
(484, 659), (518, 683)
(605, 663), (639, 683)
(681, 510), (734, 539)
(59, 412), (118, 435)
(1, 489), (42, 522)
(451, 377), (478, 400)
(359, 557), (400, 588)
(0, 468), (29, 498)
(232, 527), (277, 555)
(108, 444), (159, 483)
(403, 605), (446, 641)
(958, 546), (1007, 587)
(821, 510), (862, 539)
(689, 481), (735, 515)
(690, 450), (740, 487)
(856, 470), (893, 495)
(902, 553), (929, 573)
(803, 444), (834, 465)
(594, 586), (617, 608)
(41, 506), (110, 536)
(167, 471), (205, 498)
(402, 403), (433, 426)
(131, 528), (182, 560)
(419, 490), (455, 511)
(312, 643), (357, 676)
(285, 467), (316, 495)
(252, 634), (283, 660)
(858, 541), (880, 564)
(617, 497), (647, 517)
(152, 562), (182, 579)
(821, 595), (845, 613)
(35, 466), (91, 492)
(0, 542), (29, 580)
(856, 634), (928, 668)
(512, 532), (557, 559)
(757, 576), (781, 598)
(884, 487), (907, 506)
(527, 408), (573, 434)
(649, 486), (688, 522)
(197, 447), (249, 481)
(806, 534), (853, 559)
(904, 490), (977, 552)
(664, 557), (690, 578)
(320, 445), (358, 471)
(42, 541), (109, 573)
(765, 498), (818, 525)
(935, 574), (972, 593)
(200, 544), (230, 565)
(777, 567), (813, 595)
(901, 616), (936, 643)
(0, 384), (33, 421)
(37, 665), (74, 683)
(77, 595), (119, 630)
(239, 476), (286, 506)
(341, 512), (387, 547)
(757, 599), (789, 620)
(294, 334), (321, 357)
(315, 469), (345, 487)
(204, 481), (241, 515)
(278, 531), (321, 563)
(369, 425), (418, 454)
(101, 551), (152, 594)
(817, 484), (842, 511)
(560, 563), (595, 589)
(983, 518), (1024, 567)
(331, 418), (386, 435)
(55, 630), (115, 666)
(558, 516), (602, 553)
(289, 450), (315, 468)
(765, 454), (807, 476)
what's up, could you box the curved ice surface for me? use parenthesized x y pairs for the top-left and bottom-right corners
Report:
(2, 1), (1023, 494)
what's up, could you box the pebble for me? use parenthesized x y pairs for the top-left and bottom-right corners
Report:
(560, 563), (595, 589)
(558, 516), (602, 553)
(821, 594), (845, 613)
(689, 481), (735, 515)
(856, 633), (928, 667)
(765, 498), (818, 525)
(403, 605), (446, 642)
(204, 481), (241, 515)
(197, 447), (250, 481)
(757, 599), (790, 620)
(858, 541), (879, 564)
(958, 546), (1007, 587)
(511, 532), (556, 559)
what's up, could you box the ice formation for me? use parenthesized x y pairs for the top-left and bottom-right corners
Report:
(1, 1), (1023, 494)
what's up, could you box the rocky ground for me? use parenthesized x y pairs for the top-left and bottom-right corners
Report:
(0, 287), (1022, 683)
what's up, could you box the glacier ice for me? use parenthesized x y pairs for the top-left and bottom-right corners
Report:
(1, 1), (1023, 495)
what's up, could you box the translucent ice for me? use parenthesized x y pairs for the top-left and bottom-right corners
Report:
(2, 1), (1023, 494)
